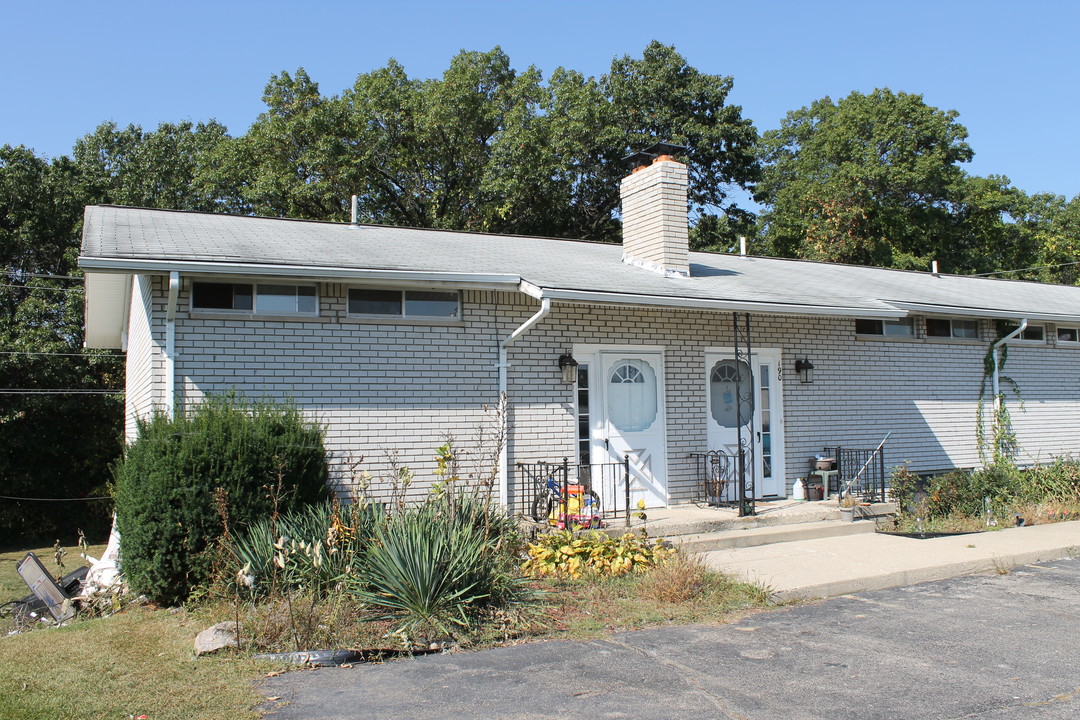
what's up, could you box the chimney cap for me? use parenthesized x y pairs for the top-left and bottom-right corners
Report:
(622, 151), (656, 171)
(644, 141), (689, 158)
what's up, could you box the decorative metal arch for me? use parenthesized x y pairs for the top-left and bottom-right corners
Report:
(732, 312), (755, 517)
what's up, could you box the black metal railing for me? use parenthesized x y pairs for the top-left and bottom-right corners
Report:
(828, 445), (887, 502)
(513, 457), (632, 527)
(690, 450), (738, 506)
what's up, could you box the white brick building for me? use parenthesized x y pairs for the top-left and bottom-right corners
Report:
(80, 150), (1080, 513)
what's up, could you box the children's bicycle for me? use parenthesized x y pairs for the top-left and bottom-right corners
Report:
(530, 474), (601, 524)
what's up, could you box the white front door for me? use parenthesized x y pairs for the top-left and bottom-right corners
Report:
(705, 349), (785, 499)
(594, 351), (668, 510)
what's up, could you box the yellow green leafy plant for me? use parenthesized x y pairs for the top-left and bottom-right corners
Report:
(522, 529), (675, 579)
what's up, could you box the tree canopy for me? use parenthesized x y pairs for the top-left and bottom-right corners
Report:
(232, 43), (759, 247)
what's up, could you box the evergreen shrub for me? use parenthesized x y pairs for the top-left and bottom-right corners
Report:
(113, 395), (328, 604)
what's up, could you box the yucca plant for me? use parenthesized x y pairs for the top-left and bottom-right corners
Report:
(231, 500), (385, 597)
(347, 492), (530, 638)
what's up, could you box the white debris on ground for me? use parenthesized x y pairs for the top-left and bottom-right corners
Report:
(79, 516), (124, 598)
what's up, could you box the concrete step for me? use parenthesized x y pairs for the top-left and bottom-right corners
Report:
(631, 500), (898, 539)
(674, 518), (879, 553)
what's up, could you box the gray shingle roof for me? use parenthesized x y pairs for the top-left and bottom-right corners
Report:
(80, 205), (1080, 322)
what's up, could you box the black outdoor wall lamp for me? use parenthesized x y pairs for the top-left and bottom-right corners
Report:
(794, 357), (815, 384)
(558, 351), (579, 383)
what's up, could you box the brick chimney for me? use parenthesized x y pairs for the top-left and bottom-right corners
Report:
(620, 142), (690, 278)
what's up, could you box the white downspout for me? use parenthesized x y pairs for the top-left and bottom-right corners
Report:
(497, 297), (551, 508)
(165, 271), (180, 419)
(992, 319), (1026, 413)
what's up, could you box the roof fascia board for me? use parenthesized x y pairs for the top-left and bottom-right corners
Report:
(536, 287), (903, 318)
(78, 257), (521, 290)
(887, 301), (1080, 324)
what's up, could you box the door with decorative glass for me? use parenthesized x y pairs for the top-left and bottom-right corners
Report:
(704, 349), (785, 499)
(595, 352), (668, 509)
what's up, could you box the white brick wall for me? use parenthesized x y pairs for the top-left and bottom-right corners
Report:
(131, 277), (1080, 506)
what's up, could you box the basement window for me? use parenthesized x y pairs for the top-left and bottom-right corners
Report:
(191, 282), (317, 315)
(926, 318), (979, 340)
(855, 318), (914, 337)
(1002, 322), (1046, 343)
(1057, 327), (1079, 344)
(348, 288), (460, 319)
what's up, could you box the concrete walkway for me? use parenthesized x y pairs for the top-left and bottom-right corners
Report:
(702, 519), (1080, 599)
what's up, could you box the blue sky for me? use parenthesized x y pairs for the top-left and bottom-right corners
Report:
(4, 0), (1078, 200)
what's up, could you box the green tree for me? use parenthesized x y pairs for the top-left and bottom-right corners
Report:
(235, 43), (759, 245)
(74, 120), (243, 212)
(0, 145), (122, 542)
(1023, 192), (1080, 284)
(757, 89), (978, 270)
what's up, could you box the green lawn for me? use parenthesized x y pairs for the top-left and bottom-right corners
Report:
(1, 542), (271, 720)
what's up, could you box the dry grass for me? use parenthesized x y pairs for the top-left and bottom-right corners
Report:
(518, 556), (773, 642)
(218, 591), (397, 654)
(0, 538), (773, 719)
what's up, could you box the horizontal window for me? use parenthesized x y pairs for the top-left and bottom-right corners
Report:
(192, 282), (317, 315)
(856, 318), (913, 337)
(1058, 327), (1079, 343)
(1003, 323), (1045, 342)
(348, 288), (460, 319)
(926, 318), (979, 339)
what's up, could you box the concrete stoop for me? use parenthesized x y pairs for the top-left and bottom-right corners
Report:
(675, 519), (878, 554)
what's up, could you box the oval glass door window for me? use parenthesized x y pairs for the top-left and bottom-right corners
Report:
(607, 360), (658, 432)
(710, 360), (753, 428)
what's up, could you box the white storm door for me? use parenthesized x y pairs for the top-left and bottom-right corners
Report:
(597, 352), (668, 509)
(705, 350), (785, 499)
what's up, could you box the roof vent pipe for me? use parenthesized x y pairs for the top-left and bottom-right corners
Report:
(350, 195), (359, 227)
(932, 260), (939, 276)
(740, 236), (747, 257)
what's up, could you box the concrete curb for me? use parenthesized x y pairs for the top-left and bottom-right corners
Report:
(703, 520), (1080, 600)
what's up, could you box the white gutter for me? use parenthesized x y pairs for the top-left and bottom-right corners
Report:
(528, 286), (904, 319)
(497, 297), (552, 508)
(992, 318), (1027, 417)
(78, 256), (521, 290)
(887, 301), (1079, 324)
(165, 271), (180, 419)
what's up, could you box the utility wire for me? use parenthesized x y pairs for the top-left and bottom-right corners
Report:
(972, 260), (1080, 277)
(0, 351), (123, 358)
(0, 495), (112, 502)
(2, 272), (83, 281)
(0, 389), (122, 395)
(0, 283), (83, 292)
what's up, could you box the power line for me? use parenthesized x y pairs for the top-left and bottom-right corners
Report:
(0, 389), (122, 395)
(972, 260), (1080, 277)
(0, 283), (83, 292)
(0, 495), (112, 502)
(0, 351), (123, 358)
(2, 272), (83, 281)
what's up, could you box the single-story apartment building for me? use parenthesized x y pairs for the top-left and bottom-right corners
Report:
(79, 150), (1080, 514)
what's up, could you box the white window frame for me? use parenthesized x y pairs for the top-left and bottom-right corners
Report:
(1056, 326), (1080, 345)
(190, 280), (319, 317)
(346, 287), (461, 320)
(925, 317), (980, 341)
(1003, 322), (1047, 344)
(855, 318), (914, 338)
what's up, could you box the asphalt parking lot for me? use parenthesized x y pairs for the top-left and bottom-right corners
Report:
(261, 558), (1080, 719)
